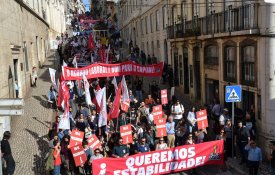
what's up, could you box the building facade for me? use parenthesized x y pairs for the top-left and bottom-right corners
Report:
(118, 0), (169, 62)
(166, 0), (275, 152)
(0, 0), (66, 134)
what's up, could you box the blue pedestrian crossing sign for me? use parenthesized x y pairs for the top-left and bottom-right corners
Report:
(225, 85), (242, 102)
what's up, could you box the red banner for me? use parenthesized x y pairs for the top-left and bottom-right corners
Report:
(161, 89), (168, 105)
(196, 110), (209, 129)
(121, 99), (130, 112)
(153, 105), (163, 122)
(71, 145), (87, 167)
(120, 124), (133, 144)
(62, 61), (164, 80)
(92, 140), (224, 175)
(69, 130), (84, 147)
(87, 135), (101, 151)
(155, 118), (167, 138)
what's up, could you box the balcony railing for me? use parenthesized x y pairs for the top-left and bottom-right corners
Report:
(167, 3), (259, 39)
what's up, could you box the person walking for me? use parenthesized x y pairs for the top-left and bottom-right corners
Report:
(166, 116), (176, 148)
(1, 131), (15, 175)
(14, 81), (19, 98)
(31, 66), (38, 87)
(245, 140), (262, 175)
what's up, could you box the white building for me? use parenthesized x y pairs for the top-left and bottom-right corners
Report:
(118, 0), (169, 62)
(0, 0), (66, 135)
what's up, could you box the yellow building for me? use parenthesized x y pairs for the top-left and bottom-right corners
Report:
(167, 0), (275, 151)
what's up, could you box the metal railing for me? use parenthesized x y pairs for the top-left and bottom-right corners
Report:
(167, 3), (259, 39)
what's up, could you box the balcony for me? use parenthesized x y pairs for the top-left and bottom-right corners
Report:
(167, 3), (259, 39)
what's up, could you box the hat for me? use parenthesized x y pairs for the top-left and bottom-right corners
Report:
(224, 108), (229, 112)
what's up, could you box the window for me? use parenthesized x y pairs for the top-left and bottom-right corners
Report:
(204, 45), (218, 65)
(156, 10), (160, 31)
(242, 46), (255, 85)
(224, 46), (236, 82)
(151, 41), (154, 55)
(193, 0), (199, 17)
(162, 6), (167, 29)
(141, 18), (144, 35)
(172, 6), (177, 25)
(150, 13), (153, 33)
(145, 16), (148, 34)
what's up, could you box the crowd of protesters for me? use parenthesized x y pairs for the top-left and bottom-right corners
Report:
(42, 13), (275, 175)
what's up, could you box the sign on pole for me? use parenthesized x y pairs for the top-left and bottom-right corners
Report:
(69, 130), (84, 147)
(225, 85), (242, 102)
(196, 110), (208, 129)
(155, 118), (167, 138)
(87, 135), (101, 151)
(153, 105), (163, 122)
(225, 85), (242, 161)
(120, 124), (133, 144)
(71, 145), (87, 167)
(161, 89), (168, 105)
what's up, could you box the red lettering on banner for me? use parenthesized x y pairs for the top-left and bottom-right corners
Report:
(87, 135), (101, 151)
(161, 89), (168, 105)
(71, 145), (87, 167)
(196, 110), (208, 129)
(120, 124), (133, 144)
(63, 61), (164, 80)
(155, 119), (167, 137)
(92, 140), (224, 175)
(69, 130), (84, 147)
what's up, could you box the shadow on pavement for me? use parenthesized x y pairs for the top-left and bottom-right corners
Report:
(25, 129), (49, 175)
(32, 95), (49, 108)
(32, 117), (50, 129)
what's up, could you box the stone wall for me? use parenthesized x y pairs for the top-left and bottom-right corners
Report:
(0, 0), (49, 98)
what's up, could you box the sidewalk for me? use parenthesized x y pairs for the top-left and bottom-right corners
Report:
(9, 51), (57, 175)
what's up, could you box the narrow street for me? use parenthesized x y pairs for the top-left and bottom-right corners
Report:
(9, 51), (57, 175)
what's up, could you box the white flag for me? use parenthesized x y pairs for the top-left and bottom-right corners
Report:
(121, 76), (129, 101)
(63, 60), (67, 66)
(106, 44), (111, 63)
(96, 87), (107, 127)
(83, 75), (93, 105)
(111, 77), (118, 91)
(58, 114), (70, 130)
(49, 68), (57, 87)
(72, 56), (78, 68)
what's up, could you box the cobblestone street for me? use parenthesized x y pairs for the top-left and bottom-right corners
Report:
(9, 52), (57, 175)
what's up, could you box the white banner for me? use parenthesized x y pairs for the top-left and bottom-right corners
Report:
(96, 87), (107, 127)
(49, 68), (57, 87)
(121, 76), (129, 102)
(58, 114), (70, 130)
(83, 75), (93, 106)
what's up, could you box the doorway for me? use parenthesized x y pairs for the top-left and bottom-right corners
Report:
(183, 47), (189, 94)
(205, 79), (219, 103)
(193, 47), (201, 100)
(173, 52), (179, 86)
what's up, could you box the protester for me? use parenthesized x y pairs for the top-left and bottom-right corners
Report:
(1, 131), (15, 175)
(137, 137), (150, 153)
(155, 137), (168, 150)
(166, 116), (176, 148)
(53, 140), (62, 175)
(235, 120), (250, 165)
(112, 138), (129, 158)
(245, 140), (262, 175)
(31, 66), (38, 87)
(171, 99), (184, 127)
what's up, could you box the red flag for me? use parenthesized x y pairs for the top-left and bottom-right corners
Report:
(108, 82), (122, 120)
(88, 33), (95, 50)
(57, 75), (65, 107)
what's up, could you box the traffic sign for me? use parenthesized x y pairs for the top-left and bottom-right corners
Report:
(225, 85), (242, 102)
